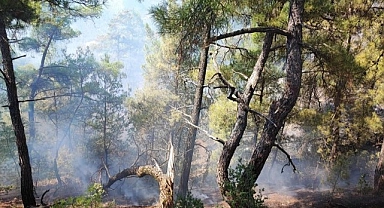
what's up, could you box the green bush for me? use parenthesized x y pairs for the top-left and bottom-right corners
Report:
(225, 159), (266, 208)
(52, 183), (105, 208)
(175, 191), (204, 208)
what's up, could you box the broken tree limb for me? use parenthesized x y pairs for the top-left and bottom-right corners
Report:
(40, 189), (50, 206)
(166, 135), (174, 179)
(184, 118), (225, 145)
(273, 143), (297, 173)
(103, 138), (175, 208)
(247, 107), (277, 128)
(103, 165), (173, 208)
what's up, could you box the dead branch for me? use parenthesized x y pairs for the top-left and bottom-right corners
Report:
(11, 54), (26, 60)
(208, 73), (277, 128)
(273, 143), (297, 173)
(104, 164), (173, 207)
(40, 189), (50, 206)
(247, 108), (277, 127)
(101, 158), (111, 179)
(209, 72), (243, 103)
(171, 107), (225, 145)
(184, 118), (225, 145)
(1, 92), (86, 107)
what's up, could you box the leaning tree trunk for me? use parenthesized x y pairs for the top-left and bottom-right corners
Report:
(216, 32), (274, 200)
(0, 18), (37, 207)
(240, 0), (304, 194)
(374, 140), (384, 192)
(216, 0), (304, 203)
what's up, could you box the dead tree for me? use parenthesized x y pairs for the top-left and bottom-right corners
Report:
(103, 140), (174, 208)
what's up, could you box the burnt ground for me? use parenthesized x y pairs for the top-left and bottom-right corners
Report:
(1, 185), (384, 207)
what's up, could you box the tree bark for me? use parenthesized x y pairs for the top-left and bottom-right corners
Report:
(216, 0), (304, 201)
(240, 0), (304, 194)
(104, 165), (173, 208)
(0, 18), (37, 207)
(374, 140), (384, 192)
(178, 27), (211, 197)
(217, 32), (274, 197)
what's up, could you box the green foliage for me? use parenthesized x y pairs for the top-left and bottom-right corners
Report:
(52, 183), (104, 208)
(225, 160), (266, 208)
(0, 0), (39, 27)
(208, 95), (237, 138)
(326, 155), (352, 193)
(175, 191), (204, 208)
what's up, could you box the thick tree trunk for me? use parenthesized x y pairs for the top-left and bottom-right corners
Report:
(0, 19), (37, 207)
(216, 0), (304, 202)
(217, 32), (274, 197)
(178, 28), (210, 197)
(240, 0), (304, 194)
(374, 141), (384, 192)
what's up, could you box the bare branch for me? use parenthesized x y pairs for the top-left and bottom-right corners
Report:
(212, 42), (251, 53)
(173, 106), (225, 145)
(101, 158), (111, 179)
(184, 118), (225, 145)
(273, 143), (297, 173)
(247, 108), (277, 128)
(1, 92), (90, 107)
(11, 54), (26, 60)
(209, 72), (243, 103)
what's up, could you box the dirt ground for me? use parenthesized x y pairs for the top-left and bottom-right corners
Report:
(1, 185), (384, 208)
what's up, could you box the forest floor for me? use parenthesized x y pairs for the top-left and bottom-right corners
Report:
(1, 184), (384, 207)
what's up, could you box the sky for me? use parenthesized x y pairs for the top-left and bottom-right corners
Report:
(67, 0), (162, 91)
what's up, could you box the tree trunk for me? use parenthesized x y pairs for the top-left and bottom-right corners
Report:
(240, 0), (304, 194)
(178, 27), (210, 197)
(217, 32), (274, 197)
(374, 140), (384, 192)
(28, 29), (54, 147)
(216, 0), (304, 202)
(0, 18), (37, 207)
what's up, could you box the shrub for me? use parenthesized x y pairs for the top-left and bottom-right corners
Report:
(175, 191), (204, 208)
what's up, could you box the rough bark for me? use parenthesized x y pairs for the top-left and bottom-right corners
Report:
(0, 18), (37, 207)
(241, 0), (304, 193)
(104, 140), (174, 207)
(216, 0), (304, 201)
(178, 27), (210, 197)
(217, 32), (274, 197)
(374, 141), (384, 192)
(104, 165), (173, 208)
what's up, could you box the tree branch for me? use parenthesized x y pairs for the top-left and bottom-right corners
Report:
(273, 143), (297, 173)
(209, 27), (290, 43)
(184, 118), (225, 145)
(247, 107), (277, 127)
(209, 72), (243, 103)
(11, 54), (26, 60)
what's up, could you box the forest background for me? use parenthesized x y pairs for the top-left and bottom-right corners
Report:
(0, 0), (384, 207)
